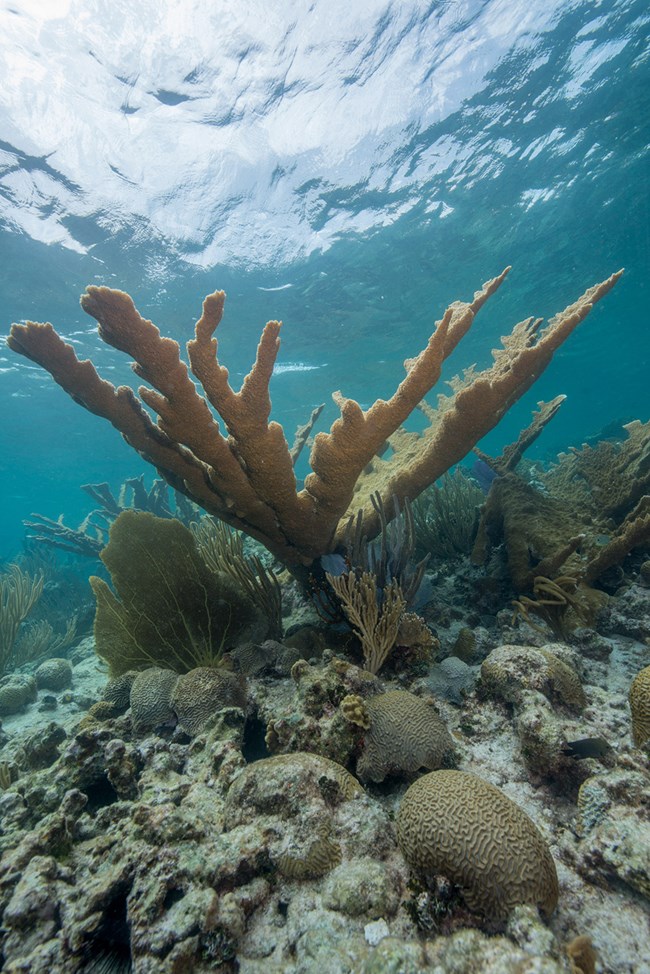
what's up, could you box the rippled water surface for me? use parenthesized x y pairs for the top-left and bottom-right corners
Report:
(0, 0), (648, 553)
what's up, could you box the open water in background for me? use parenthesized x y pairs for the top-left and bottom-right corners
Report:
(0, 0), (648, 557)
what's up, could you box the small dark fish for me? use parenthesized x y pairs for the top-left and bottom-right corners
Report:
(319, 552), (347, 577)
(471, 458), (498, 494)
(583, 417), (633, 448)
(561, 737), (612, 760)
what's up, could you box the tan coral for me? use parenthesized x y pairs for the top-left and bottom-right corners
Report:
(544, 419), (650, 521)
(170, 666), (247, 737)
(7, 269), (622, 568)
(129, 667), (179, 732)
(340, 693), (371, 729)
(223, 752), (363, 831)
(629, 664), (650, 747)
(566, 935), (598, 974)
(396, 769), (559, 920)
(353, 689), (455, 783)
(276, 822), (342, 880)
(584, 496), (650, 585)
(395, 611), (438, 662)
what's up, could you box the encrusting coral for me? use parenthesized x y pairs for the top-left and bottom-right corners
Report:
(7, 268), (621, 569)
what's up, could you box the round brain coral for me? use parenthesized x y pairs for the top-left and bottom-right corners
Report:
(35, 658), (73, 692)
(170, 666), (247, 736)
(104, 670), (139, 711)
(353, 689), (455, 783)
(396, 770), (559, 921)
(129, 667), (179, 731)
(224, 752), (363, 829)
(0, 675), (37, 716)
(629, 664), (650, 747)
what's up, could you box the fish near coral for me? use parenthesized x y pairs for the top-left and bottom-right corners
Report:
(561, 737), (612, 761)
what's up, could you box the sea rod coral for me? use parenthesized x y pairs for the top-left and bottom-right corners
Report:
(7, 267), (622, 569)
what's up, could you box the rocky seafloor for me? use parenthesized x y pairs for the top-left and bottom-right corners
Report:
(0, 563), (649, 974)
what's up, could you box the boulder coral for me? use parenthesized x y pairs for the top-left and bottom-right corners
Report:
(0, 675), (37, 717)
(341, 689), (455, 783)
(480, 644), (586, 712)
(129, 667), (179, 732)
(170, 666), (247, 736)
(396, 769), (559, 921)
(34, 658), (73, 692)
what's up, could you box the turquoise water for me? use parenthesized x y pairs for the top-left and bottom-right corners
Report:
(0, 0), (648, 557)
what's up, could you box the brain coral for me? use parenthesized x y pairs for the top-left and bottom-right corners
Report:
(34, 658), (73, 692)
(396, 770), (558, 920)
(104, 670), (139, 711)
(170, 666), (247, 736)
(352, 689), (455, 783)
(129, 667), (179, 731)
(0, 675), (37, 716)
(629, 664), (650, 746)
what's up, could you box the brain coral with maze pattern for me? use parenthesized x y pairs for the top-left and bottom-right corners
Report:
(356, 689), (455, 783)
(396, 769), (558, 920)
(629, 664), (650, 747)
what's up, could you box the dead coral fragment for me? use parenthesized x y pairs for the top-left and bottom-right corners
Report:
(544, 418), (650, 522)
(471, 474), (583, 591)
(512, 575), (597, 639)
(396, 769), (559, 921)
(480, 645), (586, 712)
(479, 419), (650, 589)
(7, 269), (622, 567)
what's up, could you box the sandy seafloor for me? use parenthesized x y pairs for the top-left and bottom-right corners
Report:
(0, 563), (649, 974)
